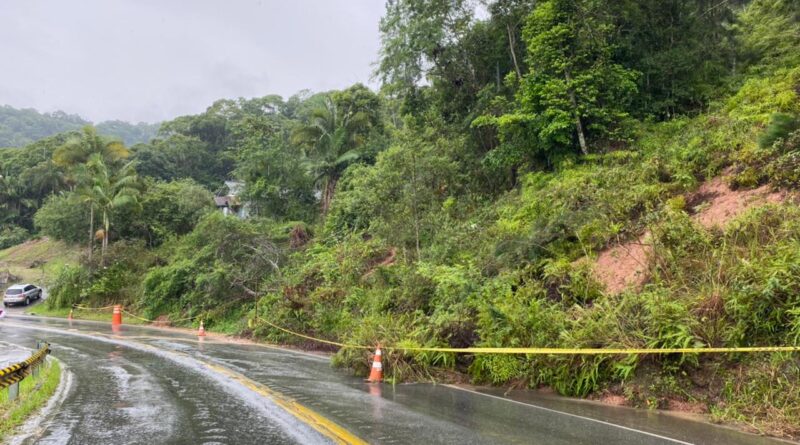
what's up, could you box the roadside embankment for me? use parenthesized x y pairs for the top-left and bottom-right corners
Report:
(0, 347), (61, 442)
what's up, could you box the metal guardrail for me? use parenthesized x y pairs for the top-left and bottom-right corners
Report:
(0, 342), (50, 400)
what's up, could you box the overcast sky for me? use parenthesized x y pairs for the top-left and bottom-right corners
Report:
(0, 0), (385, 123)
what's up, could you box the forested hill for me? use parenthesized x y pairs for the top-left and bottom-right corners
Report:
(0, 105), (159, 147)
(2, 0), (800, 439)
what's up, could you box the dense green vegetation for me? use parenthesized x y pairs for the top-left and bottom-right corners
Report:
(1, 0), (799, 438)
(0, 105), (159, 147)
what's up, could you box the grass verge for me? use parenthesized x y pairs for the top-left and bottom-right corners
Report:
(26, 306), (149, 325)
(0, 358), (62, 441)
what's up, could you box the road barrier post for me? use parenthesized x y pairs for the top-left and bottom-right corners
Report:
(198, 320), (206, 337)
(1, 342), (50, 400)
(112, 304), (122, 325)
(32, 341), (42, 377)
(8, 381), (19, 401)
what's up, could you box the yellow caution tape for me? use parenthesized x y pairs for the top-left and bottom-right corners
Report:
(73, 304), (116, 311)
(255, 317), (372, 350)
(72, 304), (195, 324)
(75, 301), (247, 324)
(386, 345), (800, 354)
(168, 315), (197, 323)
(66, 308), (800, 355)
(120, 309), (155, 323)
(253, 317), (800, 355)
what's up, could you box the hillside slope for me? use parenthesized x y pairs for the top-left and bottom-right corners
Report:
(247, 66), (800, 438)
(0, 237), (79, 287)
(10, 0), (799, 440)
(590, 171), (792, 294)
(0, 104), (159, 147)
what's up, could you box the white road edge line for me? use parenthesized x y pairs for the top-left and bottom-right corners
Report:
(444, 384), (695, 445)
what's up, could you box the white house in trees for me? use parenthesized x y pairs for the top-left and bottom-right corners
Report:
(214, 180), (249, 218)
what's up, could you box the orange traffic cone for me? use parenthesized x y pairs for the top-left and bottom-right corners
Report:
(67, 309), (73, 320)
(112, 304), (122, 325)
(366, 345), (383, 383)
(198, 320), (206, 337)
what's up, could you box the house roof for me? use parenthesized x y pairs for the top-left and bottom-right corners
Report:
(214, 195), (241, 208)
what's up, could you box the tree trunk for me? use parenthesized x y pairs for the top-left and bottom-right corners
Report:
(410, 151), (421, 260)
(564, 69), (588, 155)
(507, 23), (522, 78)
(321, 176), (338, 216)
(101, 212), (109, 267)
(573, 112), (588, 156)
(88, 204), (94, 264)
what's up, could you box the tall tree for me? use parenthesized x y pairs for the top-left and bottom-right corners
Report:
(54, 126), (130, 182)
(485, 0), (537, 79)
(327, 130), (461, 259)
(614, 0), (737, 118)
(378, 0), (474, 96)
(0, 175), (29, 225)
(736, 0), (800, 71)
(84, 154), (141, 265)
(72, 163), (99, 263)
(291, 84), (383, 215)
(518, 0), (638, 154)
(233, 114), (317, 221)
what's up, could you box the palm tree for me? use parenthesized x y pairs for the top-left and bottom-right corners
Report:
(84, 154), (141, 265)
(0, 173), (39, 227)
(26, 159), (67, 197)
(0, 174), (24, 225)
(291, 85), (381, 215)
(72, 163), (99, 263)
(54, 126), (130, 186)
(54, 126), (133, 263)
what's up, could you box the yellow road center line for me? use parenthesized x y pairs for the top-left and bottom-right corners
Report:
(202, 361), (367, 445)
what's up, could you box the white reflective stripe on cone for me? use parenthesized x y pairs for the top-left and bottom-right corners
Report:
(372, 362), (382, 370)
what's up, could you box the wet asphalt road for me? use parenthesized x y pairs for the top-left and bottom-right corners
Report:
(0, 314), (791, 445)
(0, 342), (28, 367)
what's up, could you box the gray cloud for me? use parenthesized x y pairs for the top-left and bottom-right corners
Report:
(0, 0), (384, 123)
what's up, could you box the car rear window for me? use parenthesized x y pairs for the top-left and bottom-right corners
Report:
(6, 289), (22, 295)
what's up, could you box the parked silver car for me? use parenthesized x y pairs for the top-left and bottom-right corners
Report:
(3, 284), (42, 307)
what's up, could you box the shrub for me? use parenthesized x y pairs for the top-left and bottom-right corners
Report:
(768, 151), (800, 188)
(46, 264), (89, 308)
(0, 225), (29, 249)
(34, 193), (90, 245)
(758, 113), (800, 149)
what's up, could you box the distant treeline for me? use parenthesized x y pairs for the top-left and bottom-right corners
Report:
(0, 105), (160, 147)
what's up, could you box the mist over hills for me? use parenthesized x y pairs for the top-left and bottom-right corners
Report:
(0, 105), (160, 147)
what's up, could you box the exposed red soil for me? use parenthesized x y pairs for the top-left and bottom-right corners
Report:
(690, 176), (785, 228)
(152, 315), (172, 327)
(361, 247), (397, 279)
(593, 233), (651, 294)
(589, 176), (787, 294)
(598, 392), (629, 407)
(667, 399), (709, 415)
